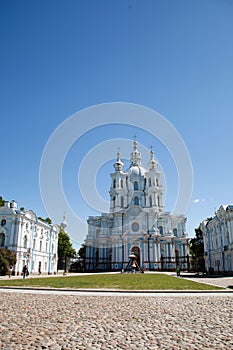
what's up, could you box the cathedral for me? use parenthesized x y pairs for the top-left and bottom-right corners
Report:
(85, 140), (189, 272)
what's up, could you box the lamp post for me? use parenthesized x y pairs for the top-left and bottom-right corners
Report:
(122, 237), (124, 271)
(206, 224), (211, 273)
(148, 225), (157, 271)
(121, 212), (124, 271)
(147, 231), (151, 271)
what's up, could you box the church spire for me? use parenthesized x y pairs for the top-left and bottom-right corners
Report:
(60, 213), (68, 232)
(147, 146), (158, 170)
(113, 150), (124, 172)
(130, 137), (142, 166)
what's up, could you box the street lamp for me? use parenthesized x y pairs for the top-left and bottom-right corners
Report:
(147, 230), (151, 271)
(147, 225), (157, 271)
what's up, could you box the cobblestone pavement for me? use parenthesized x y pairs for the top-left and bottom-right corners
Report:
(0, 292), (233, 350)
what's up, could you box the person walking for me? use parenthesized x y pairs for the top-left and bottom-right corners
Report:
(9, 265), (13, 278)
(176, 266), (180, 277)
(22, 265), (28, 279)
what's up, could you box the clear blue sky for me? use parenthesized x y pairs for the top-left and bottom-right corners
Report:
(1, 0), (233, 249)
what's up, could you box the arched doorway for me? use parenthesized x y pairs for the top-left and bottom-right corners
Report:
(175, 249), (180, 267)
(131, 246), (140, 268)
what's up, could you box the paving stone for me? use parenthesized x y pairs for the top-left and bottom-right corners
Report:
(0, 292), (233, 349)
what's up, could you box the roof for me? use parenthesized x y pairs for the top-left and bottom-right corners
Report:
(125, 165), (147, 177)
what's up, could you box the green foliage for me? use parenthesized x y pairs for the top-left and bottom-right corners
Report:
(189, 226), (205, 272)
(38, 217), (52, 224)
(78, 243), (86, 260)
(0, 248), (17, 276)
(0, 274), (223, 290)
(45, 217), (52, 224)
(0, 196), (4, 207)
(58, 228), (76, 259)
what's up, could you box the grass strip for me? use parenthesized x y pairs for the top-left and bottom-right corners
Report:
(0, 274), (224, 290)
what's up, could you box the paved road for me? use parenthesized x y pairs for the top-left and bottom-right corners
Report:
(1, 273), (233, 349)
(0, 290), (233, 349)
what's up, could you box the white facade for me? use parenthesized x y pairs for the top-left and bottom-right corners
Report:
(0, 200), (59, 275)
(85, 141), (189, 271)
(201, 205), (233, 274)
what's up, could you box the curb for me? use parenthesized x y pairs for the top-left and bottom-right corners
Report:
(0, 286), (233, 293)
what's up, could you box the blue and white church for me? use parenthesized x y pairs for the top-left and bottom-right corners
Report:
(85, 140), (190, 272)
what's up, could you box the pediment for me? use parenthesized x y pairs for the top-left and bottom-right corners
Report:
(25, 210), (37, 221)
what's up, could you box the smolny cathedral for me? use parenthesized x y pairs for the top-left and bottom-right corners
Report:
(85, 140), (189, 272)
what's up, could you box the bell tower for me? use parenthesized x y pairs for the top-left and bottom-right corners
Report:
(145, 148), (163, 212)
(109, 151), (127, 212)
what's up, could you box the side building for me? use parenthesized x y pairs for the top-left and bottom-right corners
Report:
(201, 205), (233, 274)
(0, 200), (59, 275)
(85, 141), (189, 272)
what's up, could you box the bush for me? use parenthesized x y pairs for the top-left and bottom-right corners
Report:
(0, 248), (17, 276)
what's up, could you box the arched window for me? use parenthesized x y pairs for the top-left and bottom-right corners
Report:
(1, 219), (6, 226)
(40, 240), (42, 251)
(121, 196), (124, 208)
(148, 178), (152, 187)
(120, 179), (123, 188)
(0, 232), (5, 247)
(23, 235), (27, 249)
(113, 179), (116, 188)
(113, 196), (116, 208)
(134, 196), (139, 206)
(134, 181), (138, 191)
(156, 178), (159, 186)
(158, 226), (163, 235)
(173, 228), (177, 237)
(149, 195), (152, 207)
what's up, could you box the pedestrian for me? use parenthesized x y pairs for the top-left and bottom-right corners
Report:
(22, 265), (28, 279)
(9, 265), (13, 278)
(176, 266), (180, 277)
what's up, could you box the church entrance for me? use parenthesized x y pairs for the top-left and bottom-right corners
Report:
(175, 249), (180, 267)
(131, 246), (140, 268)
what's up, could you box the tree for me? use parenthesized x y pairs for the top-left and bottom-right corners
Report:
(189, 226), (205, 273)
(78, 243), (86, 261)
(77, 243), (86, 272)
(38, 217), (52, 224)
(0, 196), (4, 207)
(0, 248), (17, 276)
(58, 228), (76, 272)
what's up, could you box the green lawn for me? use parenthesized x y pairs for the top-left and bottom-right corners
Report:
(0, 273), (224, 290)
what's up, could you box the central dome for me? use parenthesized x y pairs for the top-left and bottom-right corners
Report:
(126, 165), (147, 177)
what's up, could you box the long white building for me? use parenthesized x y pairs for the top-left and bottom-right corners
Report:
(201, 205), (233, 274)
(0, 200), (59, 275)
(85, 140), (189, 272)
